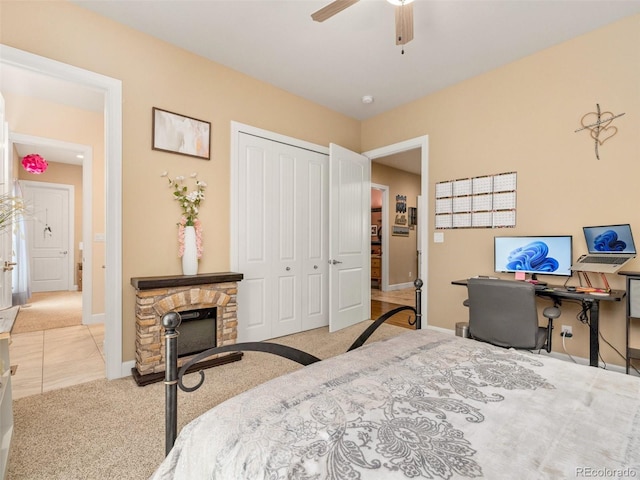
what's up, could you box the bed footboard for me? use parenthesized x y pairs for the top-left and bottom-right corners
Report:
(163, 278), (423, 454)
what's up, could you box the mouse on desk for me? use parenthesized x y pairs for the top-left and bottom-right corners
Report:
(566, 286), (577, 292)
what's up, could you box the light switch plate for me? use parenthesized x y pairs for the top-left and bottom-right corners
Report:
(434, 232), (444, 243)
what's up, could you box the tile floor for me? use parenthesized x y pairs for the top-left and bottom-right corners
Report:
(9, 323), (105, 399)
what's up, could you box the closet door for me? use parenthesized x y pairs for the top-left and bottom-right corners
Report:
(271, 145), (301, 338)
(301, 150), (329, 331)
(237, 137), (273, 341)
(237, 133), (328, 342)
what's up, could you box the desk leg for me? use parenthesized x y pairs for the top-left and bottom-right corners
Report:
(588, 300), (599, 367)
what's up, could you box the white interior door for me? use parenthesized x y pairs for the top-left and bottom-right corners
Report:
(22, 181), (73, 292)
(236, 132), (329, 342)
(0, 95), (12, 310)
(329, 143), (371, 332)
(302, 151), (329, 331)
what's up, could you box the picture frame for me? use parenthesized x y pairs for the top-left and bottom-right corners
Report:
(392, 225), (410, 237)
(152, 107), (211, 160)
(371, 225), (378, 236)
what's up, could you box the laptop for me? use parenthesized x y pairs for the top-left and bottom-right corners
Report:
(571, 224), (636, 273)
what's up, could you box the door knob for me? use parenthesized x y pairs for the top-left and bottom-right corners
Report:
(329, 259), (342, 265)
(286, 267), (291, 271)
(314, 265), (318, 269)
(3, 261), (16, 272)
(60, 251), (68, 255)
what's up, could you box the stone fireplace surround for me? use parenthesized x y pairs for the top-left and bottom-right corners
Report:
(130, 272), (243, 386)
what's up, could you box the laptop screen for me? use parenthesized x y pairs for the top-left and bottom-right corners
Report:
(583, 224), (636, 254)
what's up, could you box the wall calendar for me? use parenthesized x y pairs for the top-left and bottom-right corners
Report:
(435, 171), (517, 229)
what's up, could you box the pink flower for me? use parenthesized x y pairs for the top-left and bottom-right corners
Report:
(21, 154), (48, 174)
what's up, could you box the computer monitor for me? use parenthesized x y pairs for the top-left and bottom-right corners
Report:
(494, 235), (573, 278)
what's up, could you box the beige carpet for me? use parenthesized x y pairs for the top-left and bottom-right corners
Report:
(8, 320), (409, 479)
(11, 291), (82, 334)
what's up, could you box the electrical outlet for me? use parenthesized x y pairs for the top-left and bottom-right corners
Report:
(561, 325), (572, 337)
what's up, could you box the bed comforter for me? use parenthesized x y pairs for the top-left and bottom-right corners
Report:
(151, 329), (640, 479)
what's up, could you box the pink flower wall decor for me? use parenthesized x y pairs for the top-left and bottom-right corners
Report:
(21, 154), (48, 174)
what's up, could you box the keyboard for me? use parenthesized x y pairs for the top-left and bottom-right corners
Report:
(578, 256), (630, 264)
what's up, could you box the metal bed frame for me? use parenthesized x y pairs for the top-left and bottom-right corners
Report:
(162, 279), (423, 455)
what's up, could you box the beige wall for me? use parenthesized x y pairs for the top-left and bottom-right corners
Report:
(1, 1), (360, 363)
(363, 14), (640, 365)
(2, 2), (638, 367)
(372, 163), (420, 286)
(5, 92), (105, 313)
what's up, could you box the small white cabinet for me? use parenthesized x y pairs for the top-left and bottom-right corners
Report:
(0, 332), (12, 478)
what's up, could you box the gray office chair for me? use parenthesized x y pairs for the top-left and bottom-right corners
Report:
(465, 278), (560, 353)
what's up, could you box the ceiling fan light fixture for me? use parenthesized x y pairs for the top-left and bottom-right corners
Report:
(387, 0), (414, 5)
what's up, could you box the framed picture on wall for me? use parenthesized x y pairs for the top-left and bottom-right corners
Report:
(152, 107), (211, 160)
(371, 225), (378, 236)
(392, 226), (410, 237)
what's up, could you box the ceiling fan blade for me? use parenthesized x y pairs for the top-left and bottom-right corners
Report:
(395, 3), (414, 45)
(311, 0), (359, 22)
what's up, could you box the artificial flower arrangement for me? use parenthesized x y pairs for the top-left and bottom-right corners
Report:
(161, 172), (207, 258)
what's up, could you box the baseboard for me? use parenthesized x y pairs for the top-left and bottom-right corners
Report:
(84, 313), (105, 325)
(121, 360), (136, 379)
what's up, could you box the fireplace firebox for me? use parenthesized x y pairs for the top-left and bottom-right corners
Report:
(176, 307), (217, 358)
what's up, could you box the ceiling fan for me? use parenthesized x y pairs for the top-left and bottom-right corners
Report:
(311, 0), (414, 50)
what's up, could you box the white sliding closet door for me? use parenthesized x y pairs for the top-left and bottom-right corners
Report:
(237, 133), (329, 342)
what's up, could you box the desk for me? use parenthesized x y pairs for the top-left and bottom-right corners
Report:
(452, 279), (625, 367)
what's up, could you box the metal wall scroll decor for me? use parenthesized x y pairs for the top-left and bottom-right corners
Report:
(575, 103), (625, 160)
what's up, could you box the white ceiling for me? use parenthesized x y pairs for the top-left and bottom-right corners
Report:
(70, 0), (640, 120)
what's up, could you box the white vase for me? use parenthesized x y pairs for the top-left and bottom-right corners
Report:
(182, 225), (198, 275)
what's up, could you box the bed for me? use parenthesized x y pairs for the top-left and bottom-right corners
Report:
(151, 293), (640, 479)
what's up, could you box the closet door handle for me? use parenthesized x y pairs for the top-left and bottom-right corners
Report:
(286, 267), (291, 271)
(329, 259), (342, 265)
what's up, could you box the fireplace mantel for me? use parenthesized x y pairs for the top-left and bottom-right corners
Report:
(130, 272), (243, 290)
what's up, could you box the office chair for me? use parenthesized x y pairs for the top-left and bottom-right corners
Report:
(465, 278), (560, 353)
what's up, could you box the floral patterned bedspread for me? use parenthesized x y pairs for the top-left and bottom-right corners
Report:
(151, 329), (640, 479)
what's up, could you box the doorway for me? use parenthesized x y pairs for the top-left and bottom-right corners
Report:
(366, 137), (428, 327)
(0, 44), (123, 380)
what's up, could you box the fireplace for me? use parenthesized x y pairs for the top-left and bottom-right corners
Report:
(130, 272), (243, 386)
(176, 307), (217, 358)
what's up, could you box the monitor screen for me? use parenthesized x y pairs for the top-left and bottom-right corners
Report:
(494, 235), (573, 277)
(583, 224), (636, 254)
